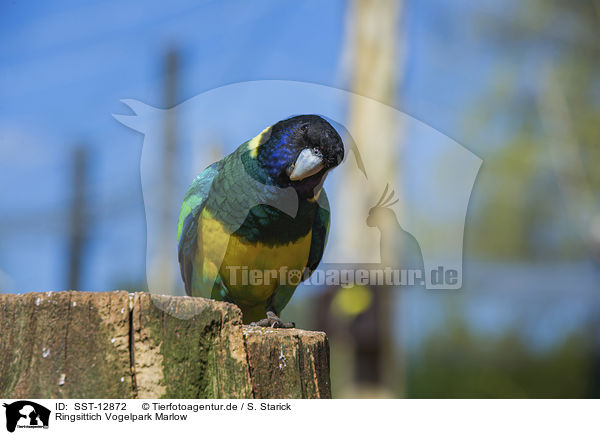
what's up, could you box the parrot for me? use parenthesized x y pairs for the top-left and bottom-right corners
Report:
(177, 115), (344, 327)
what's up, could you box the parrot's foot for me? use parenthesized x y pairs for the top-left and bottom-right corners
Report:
(251, 311), (295, 328)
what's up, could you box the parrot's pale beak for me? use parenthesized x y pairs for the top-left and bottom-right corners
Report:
(287, 148), (324, 181)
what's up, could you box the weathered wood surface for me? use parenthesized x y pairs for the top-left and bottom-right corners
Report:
(0, 291), (331, 399)
(243, 326), (331, 399)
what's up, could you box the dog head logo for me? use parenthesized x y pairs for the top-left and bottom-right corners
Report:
(3, 401), (50, 432)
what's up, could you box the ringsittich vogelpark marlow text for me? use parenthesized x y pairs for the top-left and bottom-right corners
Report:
(177, 115), (344, 327)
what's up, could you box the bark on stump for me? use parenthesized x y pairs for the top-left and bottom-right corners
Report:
(0, 291), (331, 399)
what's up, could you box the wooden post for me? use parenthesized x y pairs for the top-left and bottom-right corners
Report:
(0, 292), (331, 399)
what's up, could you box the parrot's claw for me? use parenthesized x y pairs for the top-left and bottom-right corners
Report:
(251, 311), (295, 328)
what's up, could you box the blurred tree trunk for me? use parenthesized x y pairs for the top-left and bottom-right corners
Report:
(67, 146), (88, 291)
(152, 48), (180, 295)
(336, 0), (404, 397)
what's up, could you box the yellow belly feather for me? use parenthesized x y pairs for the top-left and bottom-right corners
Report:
(198, 209), (312, 308)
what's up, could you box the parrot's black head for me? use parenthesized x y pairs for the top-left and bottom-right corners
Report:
(255, 115), (344, 198)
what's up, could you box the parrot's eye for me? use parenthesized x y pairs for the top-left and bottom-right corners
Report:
(285, 164), (295, 178)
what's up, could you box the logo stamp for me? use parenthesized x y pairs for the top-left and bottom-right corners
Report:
(3, 401), (50, 432)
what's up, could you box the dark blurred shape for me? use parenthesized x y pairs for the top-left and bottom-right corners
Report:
(316, 280), (391, 396)
(155, 47), (180, 294)
(349, 286), (386, 384)
(67, 146), (88, 291)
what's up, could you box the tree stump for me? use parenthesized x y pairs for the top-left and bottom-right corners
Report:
(0, 291), (331, 399)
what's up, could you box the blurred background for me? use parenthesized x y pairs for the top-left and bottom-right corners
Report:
(1, 0), (600, 398)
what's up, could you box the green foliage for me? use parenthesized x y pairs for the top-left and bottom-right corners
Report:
(466, 0), (600, 259)
(406, 319), (596, 398)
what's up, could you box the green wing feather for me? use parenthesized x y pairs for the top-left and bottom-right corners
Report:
(177, 161), (222, 296)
